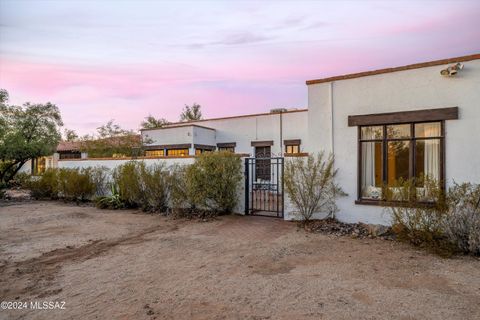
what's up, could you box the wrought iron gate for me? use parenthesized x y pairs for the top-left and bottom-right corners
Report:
(245, 157), (284, 218)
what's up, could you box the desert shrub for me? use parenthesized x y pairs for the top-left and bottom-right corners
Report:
(186, 152), (242, 215)
(8, 172), (31, 188)
(382, 177), (459, 256)
(169, 164), (195, 217)
(88, 166), (110, 197)
(95, 185), (125, 209)
(384, 177), (448, 245)
(111, 161), (169, 212)
(284, 152), (346, 222)
(444, 182), (480, 255)
(112, 161), (142, 207)
(57, 168), (95, 201)
(141, 163), (170, 212)
(26, 167), (108, 202)
(27, 169), (59, 199)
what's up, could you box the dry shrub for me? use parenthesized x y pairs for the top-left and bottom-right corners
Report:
(384, 177), (448, 247)
(7, 172), (31, 188)
(444, 182), (480, 255)
(27, 169), (59, 199)
(186, 152), (242, 215)
(284, 152), (346, 222)
(142, 163), (170, 212)
(26, 167), (108, 202)
(112, 161), (169, 212)
(169, 164), (195, 217)
(57, 168), (95, 201)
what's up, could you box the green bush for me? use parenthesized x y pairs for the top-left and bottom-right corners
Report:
(27, 169), (59, 199)
(186, 152), (242, 214)
(111, 161), (169, 212)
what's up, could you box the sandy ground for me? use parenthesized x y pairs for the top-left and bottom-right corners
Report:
(0, 201), (479, 320)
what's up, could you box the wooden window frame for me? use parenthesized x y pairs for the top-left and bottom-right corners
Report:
(356, 121), (445, 206)
(285, 144), (300, 155)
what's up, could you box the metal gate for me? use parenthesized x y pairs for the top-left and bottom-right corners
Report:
(245, 157), (284, 218)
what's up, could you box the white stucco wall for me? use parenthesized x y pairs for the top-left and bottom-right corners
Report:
(57, 157), (247, 214)
(143, 126), (193, 147)
(308, 58), (480, 225)
(192, 126), (216, 147)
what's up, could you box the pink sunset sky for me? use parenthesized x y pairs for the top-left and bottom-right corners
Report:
(0, 0), (479, 135)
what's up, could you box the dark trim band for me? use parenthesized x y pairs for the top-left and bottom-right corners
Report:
(144, 143), (191, 150)
(284, 139), (301, 146)
(348, 107), (458, 126)
(193, 144), (216, 150)
(251, 140), (274, 147)
(217, 142), (236, 148)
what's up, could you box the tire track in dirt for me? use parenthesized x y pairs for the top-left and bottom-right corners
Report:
(0, 223), (178, 300)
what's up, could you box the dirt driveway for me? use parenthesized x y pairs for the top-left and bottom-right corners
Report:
(1, 201), (479, 320)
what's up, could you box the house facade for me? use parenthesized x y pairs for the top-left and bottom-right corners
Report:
(24, 53), (480, 225)
(140, 109), (308, 157)
(305, 54), (480, 224)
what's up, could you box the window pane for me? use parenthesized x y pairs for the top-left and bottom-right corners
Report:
(145, 149), (164, 157)
(167, 149), (189, 156)
(361, 126), (383, 140)
(387, 124), (411, 139)
(415, 122), (441, 138)
(285, 144), (300, 154)
(361, 142), (383, 199)
(415, 139), (441, 182)
(415, 139), (441, 201)
(387, 141), (410, 186)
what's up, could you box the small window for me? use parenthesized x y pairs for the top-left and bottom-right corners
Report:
(59, 152), (81, 160)
(167, 148), (189, 157)
(145, 149), (164, 157)
(285, 144), (300, 154)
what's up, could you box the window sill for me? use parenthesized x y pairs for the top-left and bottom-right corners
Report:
(355, 199), (437, 208)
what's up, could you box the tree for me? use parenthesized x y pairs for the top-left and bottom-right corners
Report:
(283, 152), (346, 222)
(63, 129), (79, 141)
(140, 115), (169, 129)
(0, 89), (63, 185)
(180, 103), (202, 122)
(80, 120), (141, 158)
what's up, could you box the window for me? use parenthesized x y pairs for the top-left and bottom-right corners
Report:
(59, 152), (81, 160)
(285, 144), (300, 154)
(32, 157), (46, 175)
(359, 121), (443, 201)
(218, 146), (235, 153)
(166, 148), (189, 157)
(145, 149), (164, 157)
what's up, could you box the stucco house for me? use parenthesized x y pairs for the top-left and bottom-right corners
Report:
(25, 53), (480, 225)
